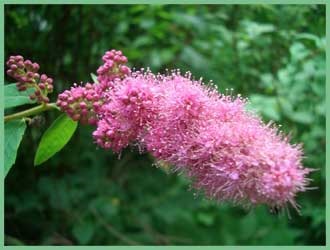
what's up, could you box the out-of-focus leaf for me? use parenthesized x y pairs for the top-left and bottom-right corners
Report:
(139, 18), (155, 29)
(149, 49), (175, 70)
(132, 36), (152, 48)
(89, 197), (118, 217)
(290, 42), (309, 61)
(196, 212), (214, 226)
(278, 97), (294, 117)
(295, 33), (326, 50)
(243, 20), (275, 38)
(180, 46), (208, 70)
(72, 219), (95, 245)
(248, 94), (280, 121)
(173, 13), (206, 33)
(290, 111), (314, 124)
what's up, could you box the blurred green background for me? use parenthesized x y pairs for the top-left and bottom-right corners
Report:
(4, 4), (325, 245)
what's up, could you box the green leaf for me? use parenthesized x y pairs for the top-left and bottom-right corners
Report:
(4, 83), (36, 109)
(90, 73), (99, 84)
(72, 218), (95, 245)
(34, 114), (78, 166)
(4, 119), (27, 177)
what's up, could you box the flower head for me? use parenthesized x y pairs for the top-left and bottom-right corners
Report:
(58, 50), (312, 211)
(94, 68), (311, 209)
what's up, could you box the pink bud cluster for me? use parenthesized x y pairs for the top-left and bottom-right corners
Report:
(56, 83), (100, 124)
(57, 50), (131, 124)
(6, 55), (53, 103)
(58, 49), (311, 210)
(97, 49), (131, 86)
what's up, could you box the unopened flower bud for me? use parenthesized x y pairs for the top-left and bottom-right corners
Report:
(40, 74), (48, 82)
(39, 83), (45, 89)
(46, 77), (52, 83)
(10, 64), (18, 70)
(17, 61), (24, 68)
(47, 85), (54, 92)
(32, 63), (40, 71)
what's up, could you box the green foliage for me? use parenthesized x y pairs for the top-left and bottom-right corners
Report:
(34, 114), (78, 166)
(4, 119), (27, 176)
(4, 81), (75, 173)
(4, 83), (36, 109)
(4, 4), (325, 245)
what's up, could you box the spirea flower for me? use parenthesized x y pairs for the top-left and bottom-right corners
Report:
(91, 69), (310, 210)
(6, 55), (53, 103)
(58, 49), (311, 211)
(92, 71), (160, 152)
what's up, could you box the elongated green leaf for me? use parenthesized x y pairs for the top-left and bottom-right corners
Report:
(4, 119), (27, 177)
(5, 83), (36, 109)
(90, 73), (99, 84)
(34, 114), (78, 166)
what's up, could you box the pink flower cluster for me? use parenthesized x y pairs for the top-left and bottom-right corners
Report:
(56, 83), (101, 124)
(97, 49), (131, 86)
(93, 74), (158, 152)
(6, 55), (53, 103)
(58, 50), (311, 210)
(57, 49), (131, 124)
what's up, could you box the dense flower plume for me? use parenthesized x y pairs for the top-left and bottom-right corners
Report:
(57, 49), (311, 210)
(6, 55), (53, 103)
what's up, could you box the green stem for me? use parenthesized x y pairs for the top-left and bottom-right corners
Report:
(4, 103), (59, 122)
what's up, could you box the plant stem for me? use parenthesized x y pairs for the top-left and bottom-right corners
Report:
(4, 103), (59, 122)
